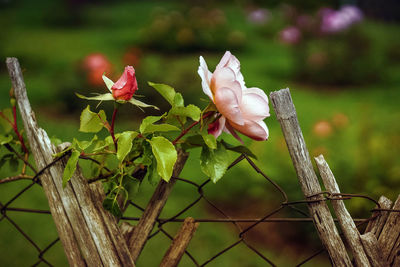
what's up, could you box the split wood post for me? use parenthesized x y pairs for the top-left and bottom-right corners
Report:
(128, 149), (189, 262)
(270, 88), (352, 266)
(315, 155), (371, 266)
(6, 57), (135, 267)
(360, 233), (386, 267)
(365, 196), (392, 238)
(378, 194), (400, 265)
(160, 217), (199, 267)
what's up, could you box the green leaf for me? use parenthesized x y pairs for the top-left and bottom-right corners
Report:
(203, 101), (218, 113)
(134, 142), (153, 166)
(0, 134), (13, 145)
(0, 109), (13, 133)
(140, 114), (164, 133)
(221, 140), (257, 159)
(79, 106), (107, 133)
(145, 157), (160, 185)
(52, 147), (72, 159)
(201, 133), (217, 150)
(102, 197), (122, 218)
(73, 135), (98, 151)
(181, 134), (203, 150)
(62, 150), (80, 187)
(92, 135), (118, 152)
(200, 143), (230, 183)
(50, 136), (62, 146)
(128, 97), (159, 110)
(76, 92), (114, 101)
(144, 124), (180, 134)
(148, 82), (176, 106)
(148, 136), (177, 182)
(117, 131), (139, 162)
(125, 175), (141, 197)
(169, 104), (201, 121)
(140, 114), (180, 134)
(173, 93), (184, 107)
(102, 74), (114, 92)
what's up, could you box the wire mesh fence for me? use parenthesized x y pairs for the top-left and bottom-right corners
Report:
(1, 150), (397, 267)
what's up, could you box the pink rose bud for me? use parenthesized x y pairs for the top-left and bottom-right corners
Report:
(112, 66), (138, 101)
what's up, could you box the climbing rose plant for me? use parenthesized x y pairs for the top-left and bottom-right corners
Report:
(0, 51), (270, 218)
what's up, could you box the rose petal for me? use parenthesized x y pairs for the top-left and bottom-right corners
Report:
(246, 87), (269, 105)
(256, 120), (269, 140)
(214, 87), (244, 125)
(208, 116), (226, 138)
(229, 119), (268, 141)
(113, 66), (135, 89)
(241, 88), (270, 121)
(211, 67), (242, 101)
(216, 51), (245, 90)
(198, 56), (213, 100)
(112, 66), (137, 101)
(215, 51), (232, 70)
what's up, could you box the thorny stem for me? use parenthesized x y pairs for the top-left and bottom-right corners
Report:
(4, 143), (37, 173)
(1, 106), (29, 155)
(172, 111), (214, 145)
(110, 105), (119, 152)
(12, 106), (29, 154)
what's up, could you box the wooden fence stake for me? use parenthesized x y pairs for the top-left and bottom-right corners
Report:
(365, 196), (392, 238)
(315, 155), (371, 266)
(7, 58), (135, 267)
(128, 149), (189, 262)
(378, 194), (400, 265)
(360, 232), (387, 267)
(160, 217), (199, 267)
(270, 88), (352, 266)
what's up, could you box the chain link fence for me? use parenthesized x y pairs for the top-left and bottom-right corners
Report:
(2, 150), (395, 266)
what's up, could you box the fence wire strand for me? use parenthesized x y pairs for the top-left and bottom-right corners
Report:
(1, 152), (399, 266)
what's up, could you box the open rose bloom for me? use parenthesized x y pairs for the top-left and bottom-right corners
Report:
(198, 51), (270, 142)
(112, 66), (138, 101)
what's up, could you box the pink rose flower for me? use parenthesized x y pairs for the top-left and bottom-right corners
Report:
(112, 66), (138, 101)
(198, 51), (269, 142)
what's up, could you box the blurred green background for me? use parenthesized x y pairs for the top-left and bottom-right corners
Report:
(1, 0), (400, 266)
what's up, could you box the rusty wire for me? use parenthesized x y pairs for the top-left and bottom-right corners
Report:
(0, 152), (398, 266)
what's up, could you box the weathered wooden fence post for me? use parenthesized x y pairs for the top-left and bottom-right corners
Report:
(160, 217), (199, 267)
(270, 88), (352, 266)
(128, 149), (189, 261)
(315, 155), (372, 266)
(6, 57), (135, 267)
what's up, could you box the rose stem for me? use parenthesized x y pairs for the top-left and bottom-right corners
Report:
(172, 111), (214, 145)
(110, 105), (119, 152)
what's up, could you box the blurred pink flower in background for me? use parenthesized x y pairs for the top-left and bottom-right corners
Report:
(313, 120), (333, 137)
(320, 5), (363, 33)
(82, 53), (112, 86)
(332, 112), (349, 128)
(111, 66), (138, 101)
(279, 26), (301, 44)
(198, 51), (270, 142)
(247, 8), (270, 25)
